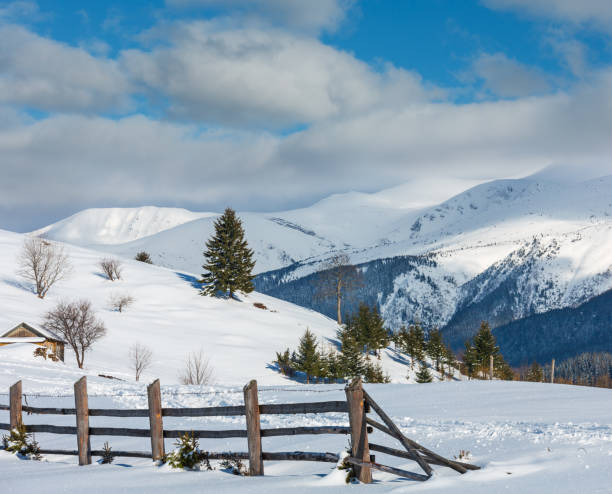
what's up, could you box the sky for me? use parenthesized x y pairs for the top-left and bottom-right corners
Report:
(1, 0), (612, 231)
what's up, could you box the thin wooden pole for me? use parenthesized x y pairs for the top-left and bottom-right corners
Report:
(147, 379), (164, 460)
(74, 376), (91, 465)
(9, 381), (22, 430)
(489, 355), (494, 380)
(244, 379), (263, 476)
(345, 378), (372, 483)
(551, 359), (555, 384)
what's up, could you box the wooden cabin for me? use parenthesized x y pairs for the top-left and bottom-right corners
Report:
(0, 322), (65, 361)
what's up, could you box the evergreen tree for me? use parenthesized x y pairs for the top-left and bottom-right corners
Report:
(368, 307), (389, 358)
(405, 323), (426, 368)
(526, 362), (544, 382)
(364, 360), (391, 383)
(443, 344), (456, 378)
(295, 329), (320, 384)
(200, 208), (255, 298)
(415, 361), (433, 383)
(472, 321), (500, 378)
(338, 329), (366, 380)
(462, 340), (477, 379)
(426, 328), (445, 371)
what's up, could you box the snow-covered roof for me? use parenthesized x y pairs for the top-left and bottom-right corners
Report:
(0, 337), (45, 344)
(1, 322), (65, 343)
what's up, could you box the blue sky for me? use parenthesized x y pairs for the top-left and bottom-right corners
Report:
(2, 0), (612, 230)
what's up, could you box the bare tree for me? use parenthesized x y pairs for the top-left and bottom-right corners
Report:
(17, 237), (72, 298)
(179, 349), (214, 385)
(315, 253), (363, 325)
(99, 258), (123, 281)
(129, 343), (152, 381)
(43, 299), (106, 369)
(109, 292), (134, 312)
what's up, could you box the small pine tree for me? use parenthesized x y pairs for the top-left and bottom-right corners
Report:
(2, 425), (41, 459)
(415, 361), (433, 383)
(165, 432), (211, 470)
(526, 362), (544, 382)
(200, 208), (255, 298)
(364, 360), (391, 383)
(405, 323), (426, 368)
(295, 329), (320, 384)
(275, 348), (294, 376)
(100, 441), (113, 464)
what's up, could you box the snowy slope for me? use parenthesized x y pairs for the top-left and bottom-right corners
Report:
(1, 381), (612, 493)
(0, 229), (454, 386)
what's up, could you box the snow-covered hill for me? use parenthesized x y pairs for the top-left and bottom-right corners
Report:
(0, 229), (453, 386)
(30, 173), (612, 354)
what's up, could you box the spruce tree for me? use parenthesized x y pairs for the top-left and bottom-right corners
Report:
(339, 329), (365, 380)
(295, 329), (320, 384)
(200, 208), (255, 298)
(426, 328), (445, 371)
(526, 362), (543, 382)
(415, 361), (433, 383)
(472, 321), (500, 378)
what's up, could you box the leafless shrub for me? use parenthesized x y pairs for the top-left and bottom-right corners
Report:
(33, 347), (47, 360)
(134, 251), (153, 264)
(109, 292), (134, 312)
(99, 258), (123, 281)
(17, 237), (72, 298)
(253, 302), (267, 310)
(179, 349), (214, 385)
(129, 343), (152, 382)
(43, 299), (106, 369)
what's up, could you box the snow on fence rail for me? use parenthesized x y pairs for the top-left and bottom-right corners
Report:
(0, 378), (480, 483)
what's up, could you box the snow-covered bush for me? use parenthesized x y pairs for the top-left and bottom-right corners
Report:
(2, 425), (41, 460)
(220, 456), (247, 476)
(164, 432), (212, 470)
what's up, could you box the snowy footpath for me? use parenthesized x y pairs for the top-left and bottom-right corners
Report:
(1, 380), (612, 493)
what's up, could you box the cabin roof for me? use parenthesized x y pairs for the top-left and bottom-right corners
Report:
(0, 337), (46, 344)
(0, 322), (65, 343)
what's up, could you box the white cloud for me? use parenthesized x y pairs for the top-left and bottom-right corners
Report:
(0, 1), (39, 21)
(466, 52), (552, 98)
(165, 0), (354, 33)
(0, 25), (131, 113)
(122, 21), (438, 127)
(482, 0), (612, 31)
(2, 71), (612, 224)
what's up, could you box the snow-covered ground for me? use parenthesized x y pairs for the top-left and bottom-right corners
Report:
(1, 381), (611, 493)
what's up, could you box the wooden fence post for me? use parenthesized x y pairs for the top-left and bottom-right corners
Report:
(243, 379), (263, 476)
(551, 358), (555, 384)
(147, 379), (164, 460)
(9, 381), (22, 430)
(74, 376), (91, 465)
(345, 378), (372, 484)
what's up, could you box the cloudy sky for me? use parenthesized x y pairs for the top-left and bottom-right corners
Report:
(1, 0), (612, 231)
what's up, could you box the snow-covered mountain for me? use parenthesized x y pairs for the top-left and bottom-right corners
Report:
(31, 173), (612, 358)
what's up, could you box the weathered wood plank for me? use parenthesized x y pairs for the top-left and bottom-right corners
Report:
(261, 426), (350, 437)
(0, 404), (10, 411)
(362, 389), (432, 477)
(147, 379), (164, 460)
(369, 443), (480, 471)
(162, 405), (245, 417)
(259, 401), (349, 415)
(244, 380), (263, 476)
(26, 424), (78, 435)
(345, 378), (372, 484)
(74, 377), (91, 466)
(38, 449), (153, 459)
(0, 422), (11, 430)
(364, 397), (468, 474)
(344, 457), (430, 482)
(10, 381), (22, 430)
(164, 429), (247, 439)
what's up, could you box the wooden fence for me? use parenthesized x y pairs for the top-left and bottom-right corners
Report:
(0, 377), (479, 483)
